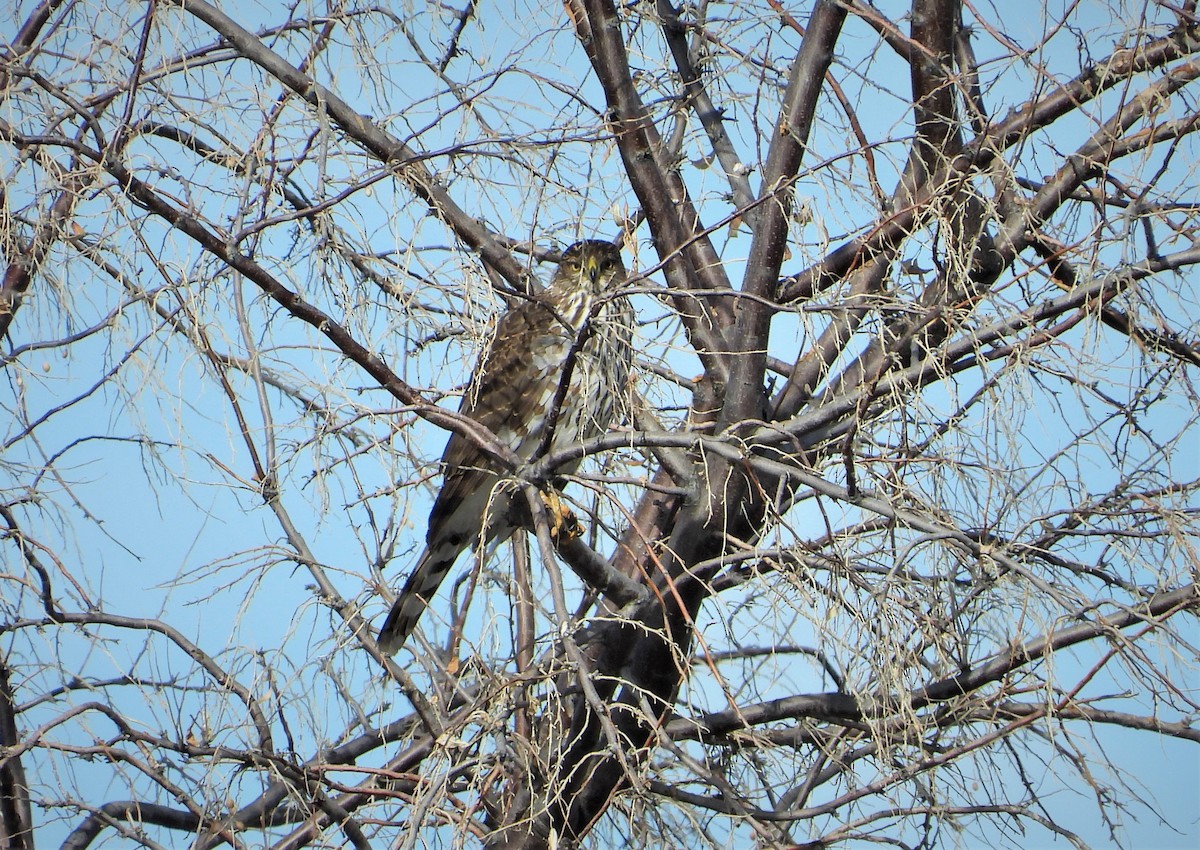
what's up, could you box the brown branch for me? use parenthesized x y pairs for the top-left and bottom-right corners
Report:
(778, 23), (1200, 304)
(770, 0), (886, 205)
(909, 0), (962, 174)
(727, 0), (848, 428)
(748, 0), (849, 275)
(768, 2), (963, 420)
(169, 0), (533, 293)
(656, 0), (756, 219)
(1030, 233), (1200, 367)
(0, 661), (33, 850)
(0, 154), (93, 343)
(661, 583), (1198, 746)
(914, 584), (1199, 707)
(790, 53), (1200, 420)
(996, 701), (1200, 743)
(555, 535), (647, 607)
(62, 802), (203, 850)
(88, 147), (521, 477)
(0, 0), (66, 90)
(8, 610), (275, 752)
(568, 0), (733, 382)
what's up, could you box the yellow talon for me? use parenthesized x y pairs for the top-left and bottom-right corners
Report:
(541, 489), (582, 542)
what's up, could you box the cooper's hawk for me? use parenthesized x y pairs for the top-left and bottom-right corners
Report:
(378, 240), (633, 654)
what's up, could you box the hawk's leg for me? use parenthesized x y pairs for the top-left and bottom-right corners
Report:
(540, 488), (582, 543)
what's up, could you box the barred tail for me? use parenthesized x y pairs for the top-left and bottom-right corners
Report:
(377, 545), (458, 654)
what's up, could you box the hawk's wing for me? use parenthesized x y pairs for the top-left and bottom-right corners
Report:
(378, 241), (631, 654)
(377, 297), (570, 654)
(426, 294), (571, 545)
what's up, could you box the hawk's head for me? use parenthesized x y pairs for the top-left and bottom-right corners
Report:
(553, 240), (626, 296)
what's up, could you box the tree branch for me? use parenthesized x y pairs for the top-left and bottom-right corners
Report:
(170, 0), (533, 292)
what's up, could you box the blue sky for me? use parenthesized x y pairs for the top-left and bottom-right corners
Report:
(2, 1), (1197, 847)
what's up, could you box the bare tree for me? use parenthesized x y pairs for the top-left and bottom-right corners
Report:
(2, 1), (1197, 849)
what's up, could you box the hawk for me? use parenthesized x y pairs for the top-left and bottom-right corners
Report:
(378, 240), (633, 654)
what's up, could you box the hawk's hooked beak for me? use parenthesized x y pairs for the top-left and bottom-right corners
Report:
(583, 255), (601, 289)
